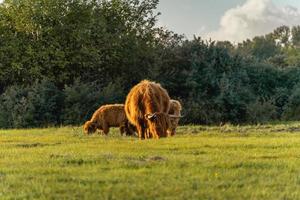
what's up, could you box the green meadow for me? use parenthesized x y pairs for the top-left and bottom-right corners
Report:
(1, 123), (300, 200)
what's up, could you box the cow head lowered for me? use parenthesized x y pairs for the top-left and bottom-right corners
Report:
(168, 100), (183, 135)
(145, 113), (182, 138)
(83, 121), (97, 135)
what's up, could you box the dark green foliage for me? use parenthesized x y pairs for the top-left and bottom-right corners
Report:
(162, 39), (255, 124)
(282, 84), (300, 120)
(246, 99), (277, 124)
(63, 80), (101, 125)
(26, 80), (64, 127)
(0, 86), (29, 128)
(63, 79), (126, 125)
(0, 0), (300, 128)
(0, 0), (161, 88)
(0, 80), (63, 128)
(291, 26), (300, 47)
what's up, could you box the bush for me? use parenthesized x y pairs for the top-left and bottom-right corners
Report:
(63, 79), (126, 125)
(246, 98), (277, 124)
(0, 79), (128, 128)
(282, 84), (300, 120)
(273, 87), (290, 118)
(0, 86), (29, 128)
(0, 80), (64, 128)
(182, 97), (222, 125)
(26, 80), (64, 127)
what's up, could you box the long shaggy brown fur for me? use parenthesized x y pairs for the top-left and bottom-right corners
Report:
(125, 80), (172, 139)
(169, 99), (182, 135)
(83, 104), (134, 135)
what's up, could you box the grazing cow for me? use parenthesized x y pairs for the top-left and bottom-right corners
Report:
(169, 100), (182, 135)
(83, 104), (134, 135)
(125, 80), (181, 139)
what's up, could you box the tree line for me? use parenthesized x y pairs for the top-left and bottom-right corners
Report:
(0, 0), (300, 128)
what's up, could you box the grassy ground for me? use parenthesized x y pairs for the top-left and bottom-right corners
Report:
(1, 123), (300, 200)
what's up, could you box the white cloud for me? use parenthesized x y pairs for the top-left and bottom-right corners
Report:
(204, 0), (300, 42)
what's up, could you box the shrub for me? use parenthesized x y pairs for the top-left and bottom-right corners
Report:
(26, 80), (64, 127)
(282, 84), (300, 120)
(0, 80), (64, 128)
(0, 86), (29, 128)
(63, 79), (126, 125)
(246, 98), (277, 124)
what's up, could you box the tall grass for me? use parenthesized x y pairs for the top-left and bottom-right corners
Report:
(1, 123), (300, 199)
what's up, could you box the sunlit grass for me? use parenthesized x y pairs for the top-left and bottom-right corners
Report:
(1, 122), (300, 199)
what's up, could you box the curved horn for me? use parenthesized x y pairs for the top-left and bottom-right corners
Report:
(169, 114), (183, 118)
(145, 113), (157, 120)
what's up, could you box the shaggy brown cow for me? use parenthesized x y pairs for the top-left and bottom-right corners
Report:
(125, 80), (181, 139)
(169, 99), (182, 135)
(83, 104), (134, 135)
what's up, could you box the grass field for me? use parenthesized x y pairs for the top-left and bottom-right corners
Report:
(1, 123), (300, 199)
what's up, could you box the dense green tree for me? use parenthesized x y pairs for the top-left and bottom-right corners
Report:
(291, 26), (300, 47)
(0, 1), (300, 127)
(283, 45), (300, 67)
(244, 35), (280, 60)
(272, 26), (290, 46)
(283, 84), (300, 120)
(0, 86), (29, 128)
(0, 0), (162, 88)
(63, 79), (126, 125)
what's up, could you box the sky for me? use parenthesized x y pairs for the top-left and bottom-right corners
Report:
(0, 0), (298, 42)
(157, 0), (300, 42)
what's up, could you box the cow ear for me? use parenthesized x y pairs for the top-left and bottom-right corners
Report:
(145, 113), (156, 121)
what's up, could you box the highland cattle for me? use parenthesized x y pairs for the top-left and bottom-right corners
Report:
(125, 80), (181, 139)
(83, 104), (134, 135)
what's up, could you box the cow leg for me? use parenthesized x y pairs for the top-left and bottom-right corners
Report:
(102, 123), (109, 135)
(151, 131), (159, 139)
(122, 121), (133, 136)
(142, 125), (149, 139)
(136, 119), (147, 139)
(124, 122), (135, 136)
(145, 128), (151, 139)
(119, 125), (125, 136)
(136, 125), (143, 139)
(146, 128), (160, 139)
(119, 121), (125, 135)
(136, 123), (148, 139)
